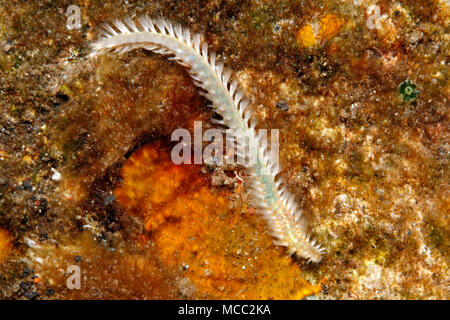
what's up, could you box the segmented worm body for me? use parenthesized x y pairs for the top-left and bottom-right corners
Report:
(90, 16), (324, 262)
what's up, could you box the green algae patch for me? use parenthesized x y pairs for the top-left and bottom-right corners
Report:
(398, 80), (419, 102)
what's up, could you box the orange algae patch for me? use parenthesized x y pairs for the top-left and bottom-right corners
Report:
(114, 143), (321, 299)
(0, 228), (12, 263)
(297, 14), (344, 48)
(318, 14), (345, 40)
(297, 25), (317, 48)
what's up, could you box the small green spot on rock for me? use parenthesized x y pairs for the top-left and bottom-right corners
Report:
(398, 80), (419, 101)
(59, 84), (73, 97)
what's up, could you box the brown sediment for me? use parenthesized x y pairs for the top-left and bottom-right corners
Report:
(28, 231), (178, 299)
(0, 228), (12, 264)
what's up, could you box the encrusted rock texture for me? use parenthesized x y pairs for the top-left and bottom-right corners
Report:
(0, 0), (448, 299)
